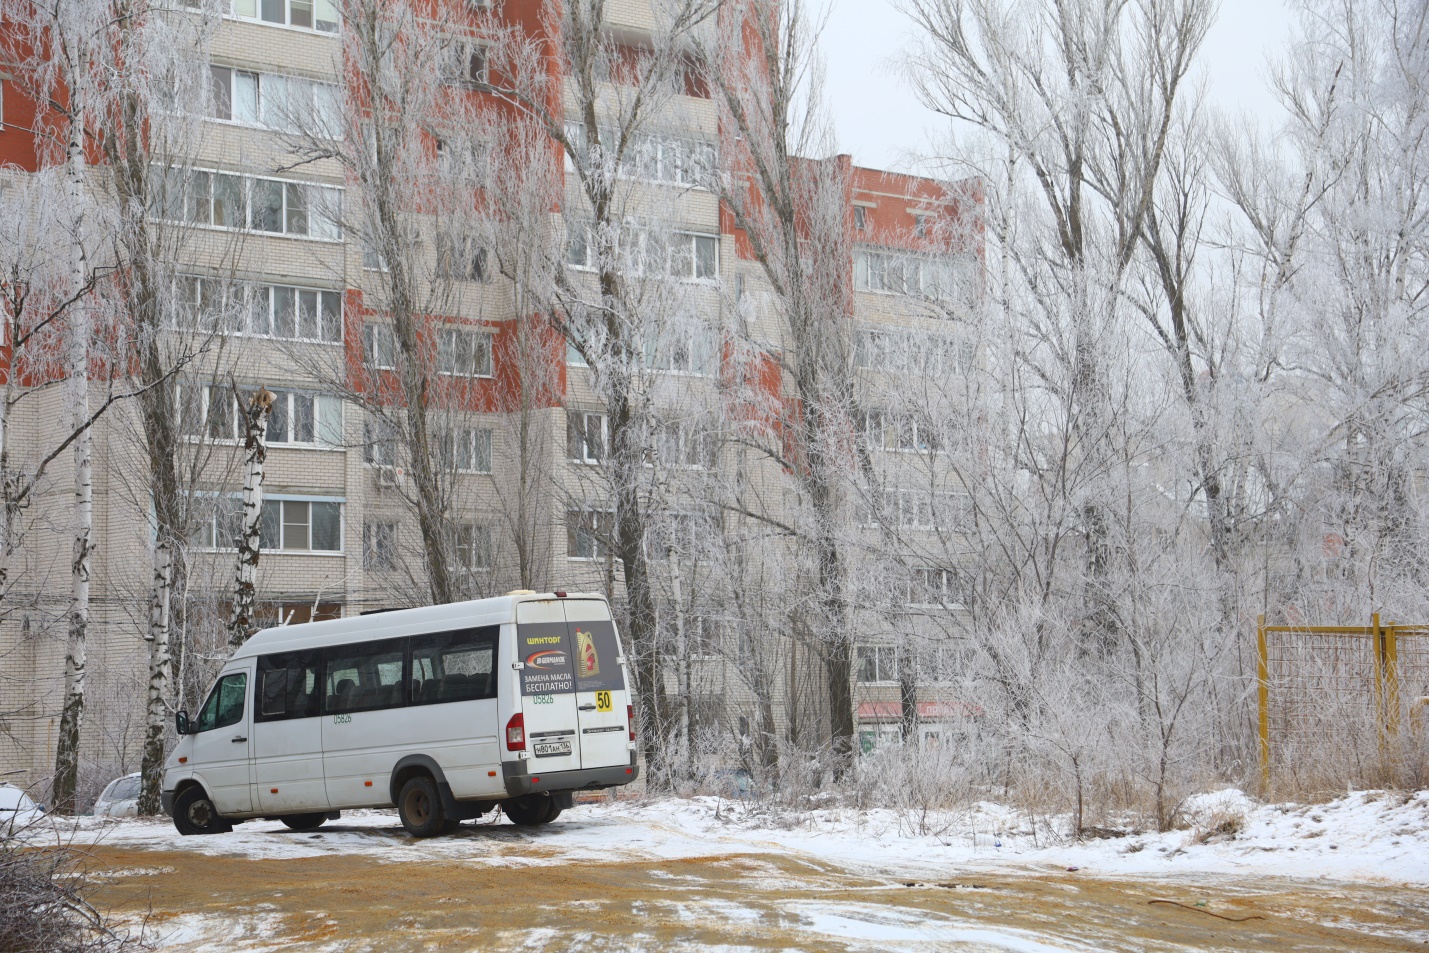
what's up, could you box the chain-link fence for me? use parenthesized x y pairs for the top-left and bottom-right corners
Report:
(1258, 615), (1429, 796)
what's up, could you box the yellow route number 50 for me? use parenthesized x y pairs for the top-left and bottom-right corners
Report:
(595, 690), (613, 712)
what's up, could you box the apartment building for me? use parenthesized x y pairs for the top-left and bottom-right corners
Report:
(0, 0), (981, 795)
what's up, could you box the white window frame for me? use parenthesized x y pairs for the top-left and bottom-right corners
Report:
(565, 220), (719, 282)
(172, 277), (343, 344)
(189, 492), (244, 551)
(451, 523), (493, 572)
(857, 409), (942, 454)
(363, 520), (398, 570)
(224, 0), (340, 34)
(856, 645), (899, 684)
(156, 167), (343, 241)
(649, 419), (717, 469)
(441, 39), (489, 88)
(442, 427), (493, 474)
(362, 420), (399, 467)
(362, 324), (397, 370)
(563, 121), (716, 189)
(260, 495), (345, 553)
(907, 567), (971, 609)
(435, 233), (490, 283)
(567, 508), (613, 560)
(264, 388), (343, 448)
(436, 326), (494, 378)
(207, 64), (341, 134)
(567, 412), (607, 464)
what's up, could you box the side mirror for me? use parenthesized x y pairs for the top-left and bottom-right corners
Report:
(175, 710), (190, 735)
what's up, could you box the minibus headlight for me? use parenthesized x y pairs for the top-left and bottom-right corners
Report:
(506, 712), (526, 750)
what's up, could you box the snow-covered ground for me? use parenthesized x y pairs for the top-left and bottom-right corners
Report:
(44, 787), (1429, 885)
(17, 789), (1426, 951)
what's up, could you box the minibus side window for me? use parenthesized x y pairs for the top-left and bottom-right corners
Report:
(410, 626), (498, 705)
(323, 638), (406, 714)
(256, 651), (322, 722)
(195, 673), (247, 732)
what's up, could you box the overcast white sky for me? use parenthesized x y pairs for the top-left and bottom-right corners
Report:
(820, 0), (1297, 172)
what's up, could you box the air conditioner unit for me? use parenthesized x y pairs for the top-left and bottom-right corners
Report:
(373, 465), (403, 488)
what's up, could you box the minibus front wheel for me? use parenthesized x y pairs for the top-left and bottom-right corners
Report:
(173, 785), (233, 836)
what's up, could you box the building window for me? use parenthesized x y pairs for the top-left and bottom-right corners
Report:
(260, 498), (343, 552)
(452, 524), (492, 571)
(854, 248), (976, 302)
(856, 645), (898, 683)
(643, 330), (716, 375)
(565, 221), (718, 280)
(362, 324), (397, 370)
(567, 509), (613, 560)
(689, 616), (725, 659)
(435, 234), (489, 282)
(362, 420), (399, 467)
(650, 420), (716, 469)
(855, 326), (973, 377)
(437, 327), (493, 378)
(363, 521), (397, 569)
(914, 214), (928, 239)
(190, 494), (244, 550)
(156, 168), (342, 240)
(907, 567), (972, 608)
(208, 65), (340, 133)
(170, 277), (342, 343)
(859, 489), (972, 532)
(856, 409), (941, 453)
(441, 427), (493, 473)
(229, 0), (340, 33)
(564, 122), (716, 188)
(442, 40), (488, 87)
(646, 511), (708, 560)
(567, 412), (606, 464)
(854, 205), (867, 231)
(267, 390), (342, 446)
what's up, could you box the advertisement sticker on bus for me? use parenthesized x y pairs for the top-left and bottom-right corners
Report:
(518, 622), (575, 695)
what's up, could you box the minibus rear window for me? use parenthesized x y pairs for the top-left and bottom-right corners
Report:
(410, 627), (497, 705)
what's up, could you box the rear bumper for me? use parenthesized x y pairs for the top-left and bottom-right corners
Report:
(161, 790), (175, 817)
(501, 758), (639, 797)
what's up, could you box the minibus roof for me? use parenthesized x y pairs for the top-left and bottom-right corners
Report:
(230, 592), (609, 660)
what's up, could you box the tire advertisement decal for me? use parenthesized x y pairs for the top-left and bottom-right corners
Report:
(517, 623), (574, 695)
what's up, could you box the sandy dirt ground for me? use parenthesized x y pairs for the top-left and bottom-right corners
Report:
(73, 811), (1429, 952)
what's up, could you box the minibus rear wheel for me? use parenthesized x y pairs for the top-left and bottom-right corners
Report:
(503, 794), (558, 826)
(280, 813), (328, 832)
(173, 785), (232, 836)
(397, 775), (458, 837)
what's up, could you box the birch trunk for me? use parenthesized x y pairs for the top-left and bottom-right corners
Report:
(229, 388), (274, 646)
(52, 94), (93, 816)
(137, 540), (172, 815)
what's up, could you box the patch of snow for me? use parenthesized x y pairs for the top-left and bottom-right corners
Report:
(48, 788), (1429, 888)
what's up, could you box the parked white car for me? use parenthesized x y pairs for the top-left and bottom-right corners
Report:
(93, 773), (142, 817)
(0, 783), (45, 830)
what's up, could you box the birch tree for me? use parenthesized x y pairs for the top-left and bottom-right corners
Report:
(696, 0), (867, 769)
(483, 0), (720, 777)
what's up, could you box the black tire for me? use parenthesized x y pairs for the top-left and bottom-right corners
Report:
(280, 813), (327, 832)
(173, 786), (232, 836)
(397, 775), (451, 838)
(503, 794), (556, 827)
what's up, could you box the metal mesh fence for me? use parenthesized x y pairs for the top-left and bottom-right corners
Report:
(1259, 618), (1429, 796)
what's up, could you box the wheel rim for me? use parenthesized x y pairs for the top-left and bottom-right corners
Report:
(187, 798), (213, 828)
(405, 788), (431, 825)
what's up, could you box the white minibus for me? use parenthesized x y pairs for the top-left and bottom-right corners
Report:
(162, 591), (638, 837)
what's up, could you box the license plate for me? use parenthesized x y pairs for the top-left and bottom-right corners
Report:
(533, 740), (572, 758)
